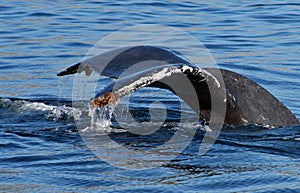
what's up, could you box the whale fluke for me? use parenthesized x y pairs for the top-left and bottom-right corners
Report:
(57, 63), (81, 76)
(57, 46), (190, 78)
(58, 46), (299, 127)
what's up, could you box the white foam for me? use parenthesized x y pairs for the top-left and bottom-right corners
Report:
(21, 102), (55, 112)
(5, 99), (82, 121)
(87, 104), (115, 132)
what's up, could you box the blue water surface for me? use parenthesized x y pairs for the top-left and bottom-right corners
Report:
(1, 1), (300, 192)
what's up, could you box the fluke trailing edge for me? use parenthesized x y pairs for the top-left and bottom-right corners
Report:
(58, 46), (299, 127)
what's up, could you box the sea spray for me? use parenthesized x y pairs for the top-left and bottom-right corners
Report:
(88, 104), (115, 131)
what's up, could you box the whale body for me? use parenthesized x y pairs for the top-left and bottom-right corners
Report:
(58, 46), (299, 127)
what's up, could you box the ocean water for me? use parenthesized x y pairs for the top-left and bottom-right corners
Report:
(1, 1), (300, 192)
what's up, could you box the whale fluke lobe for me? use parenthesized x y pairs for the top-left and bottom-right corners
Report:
(58, 46), (299, 127)
(57, 46), (190, 78)
(57, 63), (80, 76)
(207, 68), (299, 127)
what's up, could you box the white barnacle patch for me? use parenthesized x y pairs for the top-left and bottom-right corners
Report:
(180, 65), (193, 73)
(195, 68), (221, 88)
(228, 92), (236, 102)
(116, 65), (190, 96)
(241, 118), (249, 123)
(260, 115), (266, 120)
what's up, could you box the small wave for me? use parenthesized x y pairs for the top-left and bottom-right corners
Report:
(27, 12), (58, 17)
(0, 98), (81, 121)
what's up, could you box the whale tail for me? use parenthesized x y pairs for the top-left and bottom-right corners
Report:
(57, 46), (299, 127)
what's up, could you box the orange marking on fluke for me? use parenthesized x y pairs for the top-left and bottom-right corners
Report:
(90, 92), (120, 108)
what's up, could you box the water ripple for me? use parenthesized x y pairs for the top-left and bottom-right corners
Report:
(1, 0), (300, 192)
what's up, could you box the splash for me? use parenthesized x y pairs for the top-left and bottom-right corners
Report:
(81, 92), (120, 132)
(86, 104), (116, 132)
(0, 98), (81, 121)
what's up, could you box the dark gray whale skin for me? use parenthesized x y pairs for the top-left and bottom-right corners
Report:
(208, 68), (299, 127)
(58, 46), (299, 127)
